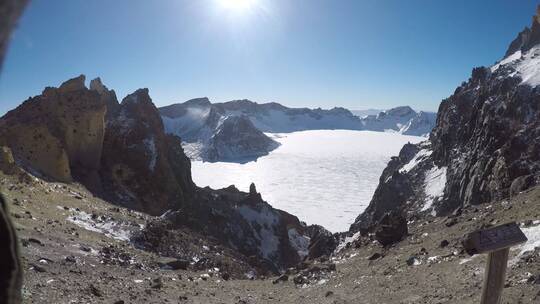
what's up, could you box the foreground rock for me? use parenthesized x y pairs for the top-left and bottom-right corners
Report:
(374, 211), (408, 246)
(135, 185), (311, 274)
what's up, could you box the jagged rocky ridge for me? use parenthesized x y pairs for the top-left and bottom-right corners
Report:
(350, 10), (540, 233)
(359, 106), (436, 137)
(160, 99), (279, 162)
(0, 76), (325, 274)
(160, 99), (436, 161)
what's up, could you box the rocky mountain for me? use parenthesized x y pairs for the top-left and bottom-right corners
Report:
(0, 76), (321, 274)
(160, 100), (436, 162)
(160, 99), (279, 162)
(350, 8), (540, 234)
(360, 106), (437, 137)
(350, 108), (383, 118)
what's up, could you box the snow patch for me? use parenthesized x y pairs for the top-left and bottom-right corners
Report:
(237, 205), (280, 260)
(491, 50), (522, 72)
(400, 148), (432, 173)
(491, 46), (540, 87)
(143, 136), (157, 171)
(517, 224), (540, 256)
(335, 232), (361, 253)
(422, 166), (447, 211)
(68, 211), (136, 241)
(288, 228), (310, 259)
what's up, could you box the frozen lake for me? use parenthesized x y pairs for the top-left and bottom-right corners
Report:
(191, 130), (424, 232)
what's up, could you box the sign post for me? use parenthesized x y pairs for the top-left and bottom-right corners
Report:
(463, 222), (527, 304)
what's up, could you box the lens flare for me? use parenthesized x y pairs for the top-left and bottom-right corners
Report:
(218, 0), (256, 12)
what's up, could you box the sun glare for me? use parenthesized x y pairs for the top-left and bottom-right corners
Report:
(218, 0), (256, 12)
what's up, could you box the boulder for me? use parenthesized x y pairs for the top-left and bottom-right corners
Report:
(306, 225), (337, 260)
(374, 212), (408, 246)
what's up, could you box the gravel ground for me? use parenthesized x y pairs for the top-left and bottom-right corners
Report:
(2, 171), (540, 304)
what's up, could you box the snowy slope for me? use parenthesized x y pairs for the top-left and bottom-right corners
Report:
(490, 45), (540, 87)
(160, 100), (436, 161)
(351, 109), (384, 118)
(160, 99), (279, 162)
(360, 106), (437, 137)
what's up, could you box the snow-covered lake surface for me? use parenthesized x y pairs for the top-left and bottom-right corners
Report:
(191, 130), (424, 232)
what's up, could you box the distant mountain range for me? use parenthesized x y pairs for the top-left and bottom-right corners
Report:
(159, 99), (436, 162)
(350, 109), (383, 118)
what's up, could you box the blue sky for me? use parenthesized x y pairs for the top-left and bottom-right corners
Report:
(0, 0), (538, 114)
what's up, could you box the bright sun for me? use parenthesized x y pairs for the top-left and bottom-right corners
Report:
(218, 0), (256, 12)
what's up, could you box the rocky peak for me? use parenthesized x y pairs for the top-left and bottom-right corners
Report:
(101, 87), (195, 214)
(90, 77), (119, 120)
(89, 77), (107, 94)
(58, 74), (86, 93)
(122, 88), (150, 105)
(202, 115), (280, 162)
(351, 7), (540, 234)
(384, 106), (415, 117)
(0, 75), (107, 185)
(504, 5), (540, 57)
(184, 97), (211, 108)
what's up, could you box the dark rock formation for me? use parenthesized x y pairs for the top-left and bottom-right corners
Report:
(203, 115), (280, 162)
(160, 100), (280, 162)
(360, 106), (437, 137)
(351, 7), (540, 233)
(504, 6), (540, 57)
(373, 212), (408, 246)
(138, 185), (310, 273)
(99, 88), (195, 214)
(305, 225), (338, 260)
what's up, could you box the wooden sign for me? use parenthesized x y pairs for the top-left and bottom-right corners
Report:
(463, 222), (528, 304)
(463, 222), (527, 255)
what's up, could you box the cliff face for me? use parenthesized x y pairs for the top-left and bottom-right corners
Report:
(0, 75), (106, 184)
(203, 115), (280, 162)
(351, 10), (540, 233)
(0, 76), (197, 216)
(100, 88), (195, 215)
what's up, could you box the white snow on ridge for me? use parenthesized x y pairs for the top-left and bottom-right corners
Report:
(491, 46), (540, 87)
(491, 50), (522, 72)
(143, 136), (157, 171)
(288, 228), (310, 259)
(161, 107), (212, 141)
(400, 148), (432, 173)
(422, 166), (447, 212)
(237, 205), (280, 260)
(335, 231), (361, 253)
(236, 109), (362, 133)
(514, 46), (540, 87)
